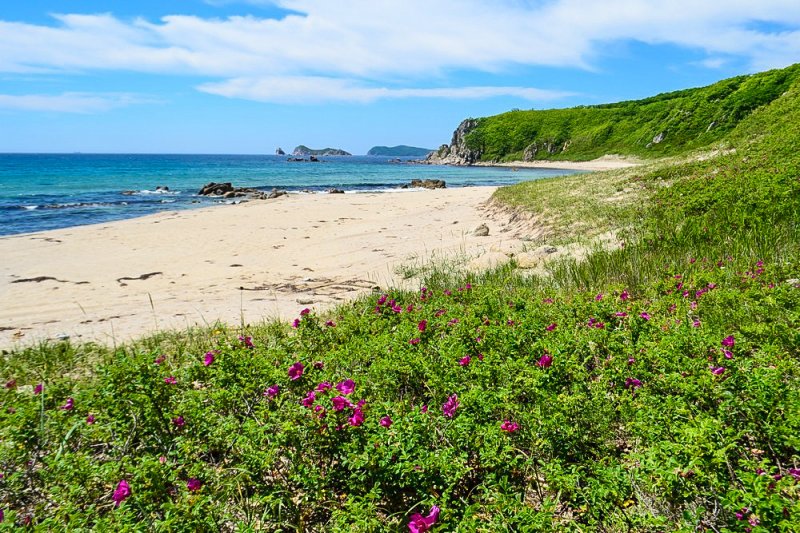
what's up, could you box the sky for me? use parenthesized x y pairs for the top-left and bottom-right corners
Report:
(1, 1), (800, 154)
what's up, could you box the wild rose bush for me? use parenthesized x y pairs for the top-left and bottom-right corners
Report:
(1, 255), (799, 531)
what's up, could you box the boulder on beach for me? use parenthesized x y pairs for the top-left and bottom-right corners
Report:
(401, 179), (446, 189)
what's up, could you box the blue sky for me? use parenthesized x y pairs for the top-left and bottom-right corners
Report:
(1, 0), (799, 154)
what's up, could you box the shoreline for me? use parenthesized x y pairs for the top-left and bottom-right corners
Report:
(0, 186), (539, 349)
(473, 155), (642, 171)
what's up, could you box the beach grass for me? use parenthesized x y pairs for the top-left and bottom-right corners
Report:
(2, 70), (800, 531)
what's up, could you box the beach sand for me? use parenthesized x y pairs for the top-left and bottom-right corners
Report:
(474, 155), (641, 171)
(1, 187), (537, 349)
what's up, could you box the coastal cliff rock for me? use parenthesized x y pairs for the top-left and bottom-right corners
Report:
(275, 147), (286, 155)
(423, 118), (482, 165)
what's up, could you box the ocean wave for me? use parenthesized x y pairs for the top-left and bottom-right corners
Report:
(122, 189), (181, 196)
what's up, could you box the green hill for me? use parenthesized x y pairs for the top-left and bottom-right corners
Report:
(429, 63), (800, 163)
(367, 145), (434, 157)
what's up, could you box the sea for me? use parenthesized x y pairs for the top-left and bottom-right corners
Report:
(0, 154), (577, 236)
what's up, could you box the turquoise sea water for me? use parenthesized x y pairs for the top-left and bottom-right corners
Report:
(0, 154), (577, 236)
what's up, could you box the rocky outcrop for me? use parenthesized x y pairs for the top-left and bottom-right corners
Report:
(401, 179), (446, 189)
(423, 118), (482, 165)
(275, 147), (286, 155)
(522, 139), (570, 161)
(198, 182), (286, 200)
(293, 145), (351, 157)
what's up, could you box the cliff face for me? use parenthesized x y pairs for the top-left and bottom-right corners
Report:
(424, 118), (482, 165)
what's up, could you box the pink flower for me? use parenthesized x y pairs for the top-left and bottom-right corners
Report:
(377, 294), (388, 305)
(546, 323), (557, 331)
(723, 349), (733, 359)
(61, 397), (74, 411)
(172, 415), (185, 427)
(500, 420), (519, 432)
(627, 357), (635, 365)
(325, 320), (336, 327)
(186, 478), (202, 492)
(301, 391), (316, 408)
(442, 395), (459, 418)
(537, 354), (553, 368)
(299, 308), (311, 316)
(408, 505), (440, 533)
(595, 293), (603, 301)
(380, 416), (393, 428)
(288, 361), (304, 381)
(409, 338), (421, 345)
(335, 379), (355, 395)
(154, 355), (166, 365)
(314, 361), (325, 369)
(615, 312), (628, 317)
(4, 379), (15, 390)
(164, 376), (177, 385)
(112, 479), (131, 507)
(264, 384), (280, 398)
(458, 355), (471, 367)
(710, 366), (725, 376)
(543, 297), (554, 304)
(86, 414), (96, 425)
(203, 352), (215, 366)
(239, 335), (254, 348)
(292, 318), (300, 328)
(420, 404), (428, 414)
(624, 378), (642, 390)
(693, 319), (701, 327)
(434, 309), (446, 317)
(331, 396), (353, 412)
(639, 312), (651, 321)
(34, 383), (43, 395)
(620, 290), (629, 301)
(316, 381), (332, 393)
(418, 320), (427, 332)
(721, 335), (735, 348)
(349, 407), (365, 427)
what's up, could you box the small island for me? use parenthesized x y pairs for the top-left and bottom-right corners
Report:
(292, 145), (352, 156)
(367, 145), (434, 157)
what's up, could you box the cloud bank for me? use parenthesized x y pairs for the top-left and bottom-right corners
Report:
(1, 0), (799, 105)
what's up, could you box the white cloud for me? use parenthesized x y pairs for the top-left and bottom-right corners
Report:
(198, 76), (573, 103)
(0, 1), (799, 103)
(0, 92), (155, 113)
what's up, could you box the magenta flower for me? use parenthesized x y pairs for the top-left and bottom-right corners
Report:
(86, 414), (96, 425)
(154, 355), (166, 365)
(112, 479), (131, 507)
(164, 376), (177, 385)
(34, 383), (43, 395)
(288, 361), (304, 381)
(172, 415), (185, 427)
(203, 352), (215, 366)
(627, 357), (636, 365)
(299, 308), (310, 316)
(748, 515), (760, 527)
(377, 294), (388, 305)
(721, 335), (735, 348)
(458, 355), (471, 367)
(408, 505), (440, 533)
(615, 312), (628, 317)
(434, 309), (446, 317)
(723, 349), (733, 359)
(316, 381), (333, 393)
(264, 384), (280, 398)
(537, 354), (553, 368)
(186, 478), (202, 492)
(710, 366), (725, 376)
(349, 407), (365, 427)
(61, 397), (75, 411)
(335, 379), (356, 395)
(442, 395), (459, 418)
(325, 320), (336, 327)
(292, 318), (300, 328)
(624, 378), (642, 390)
(620, 290), (629, 301)
(239, 335), (254, 348)
(4, 379), (15, 390)
(500, 420), (520, 432)
(543, 297), (554, 304)
(409, 338), (421, 345)
(313, 360), (325, 370)
(331, 396), (353, 412)
(736, 507), (749, 520)
(418, 320), (427, 332)
(546, 323), (557, 331)
(301, 391), (316, 408)
(639, 312), (651, 321)
(380, 416), (393, 428)
(595, 293), (603, 301)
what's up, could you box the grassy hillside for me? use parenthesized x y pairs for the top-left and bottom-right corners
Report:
(462, 63), (800, 162)
(1, 68), (799, 530)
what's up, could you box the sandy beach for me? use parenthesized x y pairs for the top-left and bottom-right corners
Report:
(0, 187), (539, 349)
(474, 155), (641, 171)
